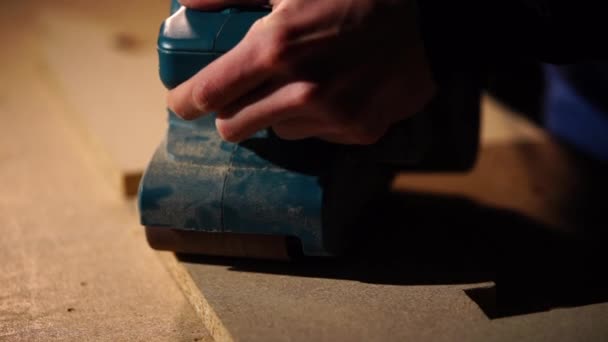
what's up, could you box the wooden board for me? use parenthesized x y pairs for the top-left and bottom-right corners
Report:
(164, 95), (608, 341)
(35, 0), (169, 197)
(11, 1), (606, 339)
(0, 3), (211, 340)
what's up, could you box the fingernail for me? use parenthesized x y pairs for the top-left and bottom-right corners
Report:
(167, 92), (199, 120)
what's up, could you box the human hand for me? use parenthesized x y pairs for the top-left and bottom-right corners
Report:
(168, 0), (436, 144)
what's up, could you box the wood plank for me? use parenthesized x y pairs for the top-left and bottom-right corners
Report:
(165, 95), (608, 341)
(0, 4), (211, 340)
(35, 0), (169, 197)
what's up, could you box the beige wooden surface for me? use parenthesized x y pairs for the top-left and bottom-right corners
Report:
(35, 0), (169, 196)
(3, 1), (607, 341)
(166, 96), (608, 341)
(0, 2), (211, 340)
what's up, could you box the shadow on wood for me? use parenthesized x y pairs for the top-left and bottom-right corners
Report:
(177, 142), (608, 319)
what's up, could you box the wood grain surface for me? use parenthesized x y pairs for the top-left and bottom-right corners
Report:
(35, 0), (169, 197)
(0, 2), (210, 340)
(3, 1), (608, 341)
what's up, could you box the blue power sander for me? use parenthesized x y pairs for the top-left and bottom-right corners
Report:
(138, 0), (481, 259)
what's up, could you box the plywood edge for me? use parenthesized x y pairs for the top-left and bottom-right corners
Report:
(155, 251), (234, 342)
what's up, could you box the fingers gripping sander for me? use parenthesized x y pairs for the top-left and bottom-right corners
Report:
(138, 0), (481, 259)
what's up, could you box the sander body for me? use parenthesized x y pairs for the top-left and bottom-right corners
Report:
(138, 0), (481, 259)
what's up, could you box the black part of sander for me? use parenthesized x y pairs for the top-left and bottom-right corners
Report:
(145, 226), (304, 261)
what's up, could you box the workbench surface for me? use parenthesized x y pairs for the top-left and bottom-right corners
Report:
(2, 1), (607, 341)
(167, 97), (608, 342)
(0, 1), (210, 340)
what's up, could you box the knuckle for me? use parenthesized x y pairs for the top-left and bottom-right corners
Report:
(248, 18), (266, 36)
(256, 20), (291, 69)
(192, 81), (217, 112)
(263, 36), (288, 68)
(290, 82), (317, 107)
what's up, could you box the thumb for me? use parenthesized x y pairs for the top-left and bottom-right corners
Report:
(179, 0), (271, 10)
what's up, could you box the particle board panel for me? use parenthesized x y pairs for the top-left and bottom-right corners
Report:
(0, 4), (211, 340)
(175, 255), (608, 342)
(35, 0), (170, 197)
(165, 95), (608, 341)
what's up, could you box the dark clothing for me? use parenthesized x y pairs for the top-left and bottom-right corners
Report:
(416, 1), (607, 84)
(416, 1), (608, 161)
(556, 62), (608, 112)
